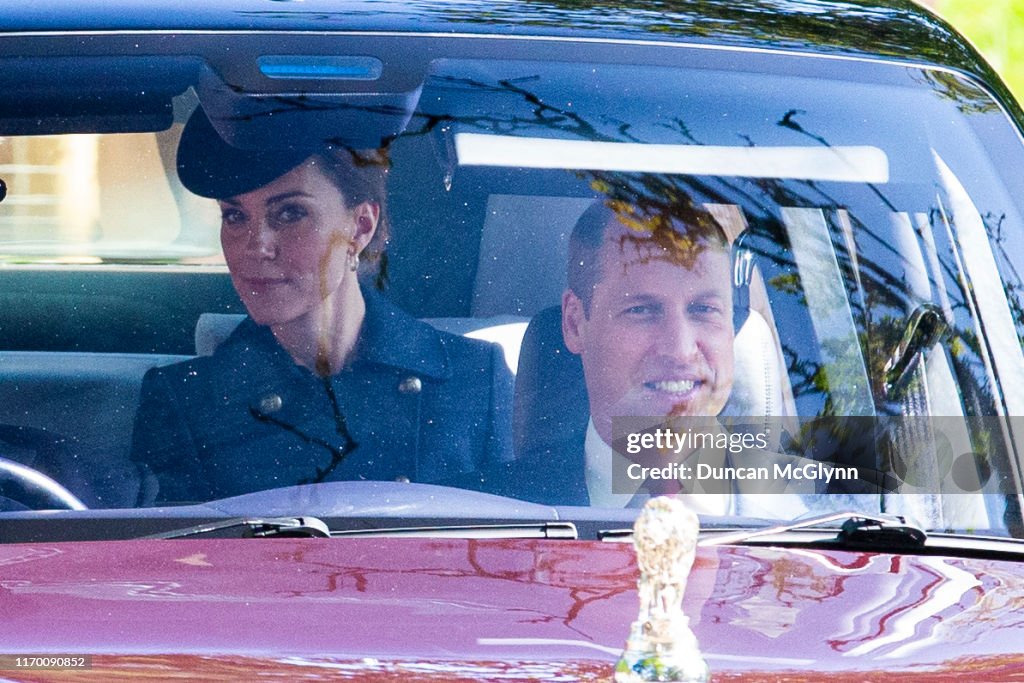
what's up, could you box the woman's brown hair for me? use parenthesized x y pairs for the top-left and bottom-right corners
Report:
(314, 146), (391, 290)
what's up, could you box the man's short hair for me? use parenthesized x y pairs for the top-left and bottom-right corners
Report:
(566, 200), (730, 316)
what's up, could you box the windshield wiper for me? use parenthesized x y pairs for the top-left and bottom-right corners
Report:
(141, 518), (578, 540)
(599, 512), (926, 551)
(142, 516), (331, 539)
(329, 522), (578, 539)
(601, 512), (1024, 560)
(697, 511), (926, 550)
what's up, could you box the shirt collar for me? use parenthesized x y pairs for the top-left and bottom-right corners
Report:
(584, 418), (645, 508)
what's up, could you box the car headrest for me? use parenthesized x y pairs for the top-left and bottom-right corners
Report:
(512, 306), (589, 459)
(195, 313), (245, 356)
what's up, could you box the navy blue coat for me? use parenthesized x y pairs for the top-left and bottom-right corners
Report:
(130, 292), (514, 504)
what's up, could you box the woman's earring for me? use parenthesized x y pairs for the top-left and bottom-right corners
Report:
(348, 249), (360, 272)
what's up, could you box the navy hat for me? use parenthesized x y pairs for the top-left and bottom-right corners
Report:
(176, 107), (319, 199)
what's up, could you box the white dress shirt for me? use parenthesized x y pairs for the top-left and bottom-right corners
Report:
(583, 418), (732, 514)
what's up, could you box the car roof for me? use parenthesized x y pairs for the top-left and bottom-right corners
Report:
(0, 0), (1017, 126)
(0, 0), (981, 66)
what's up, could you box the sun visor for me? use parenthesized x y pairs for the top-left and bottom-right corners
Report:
(0, 56), (201, 135)
(195, 67), (423, 152)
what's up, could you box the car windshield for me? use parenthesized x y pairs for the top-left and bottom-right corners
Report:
(2, 39), (1023, 537)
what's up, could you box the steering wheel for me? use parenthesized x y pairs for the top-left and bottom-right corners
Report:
(0, 456), (87, 510)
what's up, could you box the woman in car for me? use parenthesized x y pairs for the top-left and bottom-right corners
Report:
(129, 108), (513, 504)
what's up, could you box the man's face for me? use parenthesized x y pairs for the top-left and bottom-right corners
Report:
(562, 227), (735, 444)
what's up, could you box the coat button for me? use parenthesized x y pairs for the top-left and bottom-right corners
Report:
(395, 475), (411, 483)
(398, 376), (422, 394)
(258, 393), (283, 414)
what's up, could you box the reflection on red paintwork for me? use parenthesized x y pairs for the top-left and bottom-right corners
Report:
(15, 653), (1024, 682)
(3, 538), (1024, 679)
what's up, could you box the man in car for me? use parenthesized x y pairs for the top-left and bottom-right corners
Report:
(508, 199), (815, 512)
(565, 200), (740, 510)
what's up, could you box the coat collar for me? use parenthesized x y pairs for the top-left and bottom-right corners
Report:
(352, 288), (451, 380)
(222, 287), (452, 380)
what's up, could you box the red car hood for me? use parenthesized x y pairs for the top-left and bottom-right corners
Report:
(2, 537), (1023, 680)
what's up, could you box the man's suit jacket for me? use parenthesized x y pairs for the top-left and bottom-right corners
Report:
(491, 431), (591, 506)
(130, 291), (514, 504)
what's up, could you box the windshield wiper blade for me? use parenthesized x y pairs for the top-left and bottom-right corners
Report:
(698, 511), (926, 549)
(142, 518), (578, 540)
(330, 522), (578, 539)
(142, 516), (331, 539)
